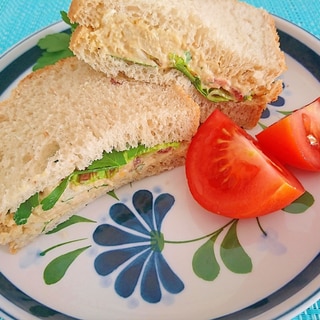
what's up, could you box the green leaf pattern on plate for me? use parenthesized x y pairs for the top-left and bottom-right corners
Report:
(220, 220), (252, 274)
(283, 191), (315, 214)
(192, 232), (221, 281)
(46, 215), (96, 234)
(44, 246), (90, 285)
(38, 183), (314, 303)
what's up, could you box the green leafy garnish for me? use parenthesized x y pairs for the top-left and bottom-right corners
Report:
(60, 10), (78, 32)
(169, 53), (234, 102)
(111, 52), (242, 102)
(33, 11), (78, 71)
(37, 33), (72, 52)
(83, 150), (128, 172)
(33, 40), (74, 71)
(13, 143), (179, 224)
(41, 177), (70, 211)
(14, 193), (40, 225)
(72, 142), (179, 179)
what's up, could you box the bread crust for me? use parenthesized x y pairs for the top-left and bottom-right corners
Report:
(0, 57), (200, 245)
(68, 0), (286, 129)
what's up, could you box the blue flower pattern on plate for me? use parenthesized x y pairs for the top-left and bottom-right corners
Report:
(92, 190), (184, 303)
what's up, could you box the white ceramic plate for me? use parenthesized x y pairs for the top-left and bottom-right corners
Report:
(0, 16), (319, 320)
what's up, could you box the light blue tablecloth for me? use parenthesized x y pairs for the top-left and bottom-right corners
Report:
(0, 1), (319, 319)
(0, 0), (320, 55)
(0, 0), (319, 55)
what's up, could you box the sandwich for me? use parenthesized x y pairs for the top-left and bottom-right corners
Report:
(0, 57), (200, 252)
(68, 0), (287, 129)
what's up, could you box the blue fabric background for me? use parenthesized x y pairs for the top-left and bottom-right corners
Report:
(0, 1), (319, 319)
(0, 0), (320, 54)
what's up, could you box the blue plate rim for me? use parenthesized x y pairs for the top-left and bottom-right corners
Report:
(0, 17), (319, 320)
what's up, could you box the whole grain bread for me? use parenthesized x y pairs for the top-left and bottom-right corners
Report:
(0, 57), (200, 251)
(68, 0), (286, 128)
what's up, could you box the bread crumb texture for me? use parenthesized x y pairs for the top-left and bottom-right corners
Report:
(0, 57), (200, 215)
(69, 0), (286, 98)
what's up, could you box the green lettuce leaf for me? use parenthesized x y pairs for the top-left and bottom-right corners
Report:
(41, 177), (70, 211)
(169, 53), (234, 102)
(14, 193), (40, 225)
(13, 142), (179, 224)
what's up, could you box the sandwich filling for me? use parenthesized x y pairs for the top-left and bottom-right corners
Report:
(12, 142), (180, 226)
(169, 53), (252, 103)
(110, 52), (250, 103)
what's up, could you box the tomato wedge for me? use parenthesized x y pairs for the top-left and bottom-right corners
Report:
(256, 97), (320, 171)
(185, 109), (305, 219)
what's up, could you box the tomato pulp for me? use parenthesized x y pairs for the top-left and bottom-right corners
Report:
(256, 97), (320, 171)
(185, 109), (305, 219)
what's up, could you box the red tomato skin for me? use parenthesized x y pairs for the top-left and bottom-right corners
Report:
(256, 97), (320, 171)
(185, 109), (305, 219)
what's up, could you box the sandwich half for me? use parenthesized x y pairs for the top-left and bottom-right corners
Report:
(0, 57), (200, 252)
(68, 0), (287, 129)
